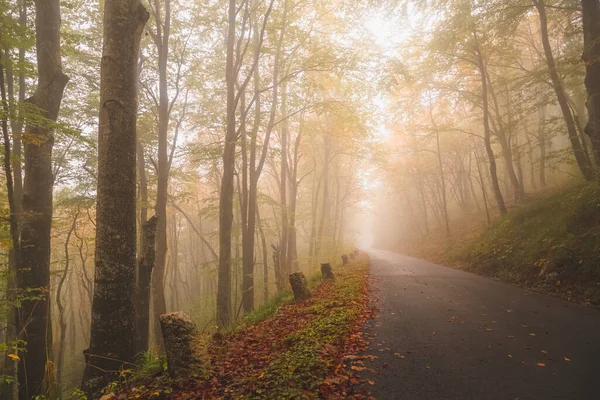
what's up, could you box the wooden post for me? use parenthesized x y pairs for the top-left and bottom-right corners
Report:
(321, 263), (335, 280)
(289, 272), (312, 301)
(160, 312), (210, 379)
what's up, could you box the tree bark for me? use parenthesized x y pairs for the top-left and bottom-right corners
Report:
(82, 1), (148, 396)
(136, 216), (158, 354)
(150, 0), (172, 355)
(535, 0), (594, 180)
(582, 0), (600, 168)
(16, 1), (69, 398)
(217, 0), (237, 328)
(474, 35), (507, 214)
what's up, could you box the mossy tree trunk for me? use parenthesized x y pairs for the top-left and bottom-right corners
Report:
(16, 1), (69, 398)
(81, 1), (148, 396)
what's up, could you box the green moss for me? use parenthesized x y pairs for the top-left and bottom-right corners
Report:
(247, 262), (367, 399)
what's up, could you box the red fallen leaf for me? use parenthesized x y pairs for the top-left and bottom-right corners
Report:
(537, 363), (546, 367)
(351, 366), (366, 371)
(350, 377), (360, 385)
(367, 380), (375, 385)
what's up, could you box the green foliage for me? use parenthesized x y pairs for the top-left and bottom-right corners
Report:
(134, 351), (167, 378)
(243, 290), (294, 325)
(459, 184), (600, 304)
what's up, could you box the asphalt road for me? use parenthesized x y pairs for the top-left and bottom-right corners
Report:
(353, 249), (600, 400)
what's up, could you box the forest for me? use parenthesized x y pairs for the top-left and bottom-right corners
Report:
(0, 0), (599, 399)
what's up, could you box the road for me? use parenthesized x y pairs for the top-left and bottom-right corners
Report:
(352, 249), (600, 400)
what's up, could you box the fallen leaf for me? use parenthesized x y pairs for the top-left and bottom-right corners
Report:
(367, 380), (375, 385)
(485, 328), (493, 332)
(508, 354), (512, 358)
(425, 366), (430, 369)
(529, 333), (536, 337)
(537, 363), (546, 367)
(541, 350), (548, 354)
(564, 357), (571, 362)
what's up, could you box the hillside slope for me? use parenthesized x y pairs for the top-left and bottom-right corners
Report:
(401, 184), (600, 306)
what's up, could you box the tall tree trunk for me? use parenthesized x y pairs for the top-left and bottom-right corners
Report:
(535, 0), (595, 180)
(429, 98), (450, 235)
(256, 207), (269, 301)
(57, 212), (78, 394)
(16, 1), (69, 398)
(2, 3), (26, 397)
(82, 1), (148, 396)
(135, 216), (157, 354)
(475, 35), (507, 214)
(151, 0), (172, 354)
(279, 82), (289, 278)
(240, 0), (279, 314)
(582, 0), (600, 168)
(538, 105), (548, 187)
(217, 0), (237, 327)
(316, 135), (331, 258)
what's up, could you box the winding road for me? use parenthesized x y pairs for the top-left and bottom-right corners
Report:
(354, 249), (600, 400)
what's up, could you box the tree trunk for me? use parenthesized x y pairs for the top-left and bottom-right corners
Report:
(16, 1), (69, 398)
(256, 206), (269, 301)
(535, 0), (594, 180)
(217, 0), (237, 328)
(1, 4), (25, 396)
(582, 0), (600, 168)
(475, 36), (507, 214)
(136, 216), (158, 354)
(151, 0), (172, 354)
(81, 1), (148, 396)
(57, 212), (78, 393)
(538, 105), (548, 187)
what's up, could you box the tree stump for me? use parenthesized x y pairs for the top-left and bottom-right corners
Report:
(160, 312), (210, 379)
(341, 254), (349, 265)
(289, 272), (312, 301)
(321, 263), (335, 280)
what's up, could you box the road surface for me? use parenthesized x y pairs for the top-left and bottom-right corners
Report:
(353, 249), (600, 400)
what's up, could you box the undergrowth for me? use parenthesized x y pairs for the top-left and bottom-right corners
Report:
(458, 183), (600, 304)
(400, 183), (600, 305)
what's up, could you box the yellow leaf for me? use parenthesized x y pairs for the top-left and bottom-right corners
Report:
(7, 354), (19, 361)
(564, 357), (571, 362)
